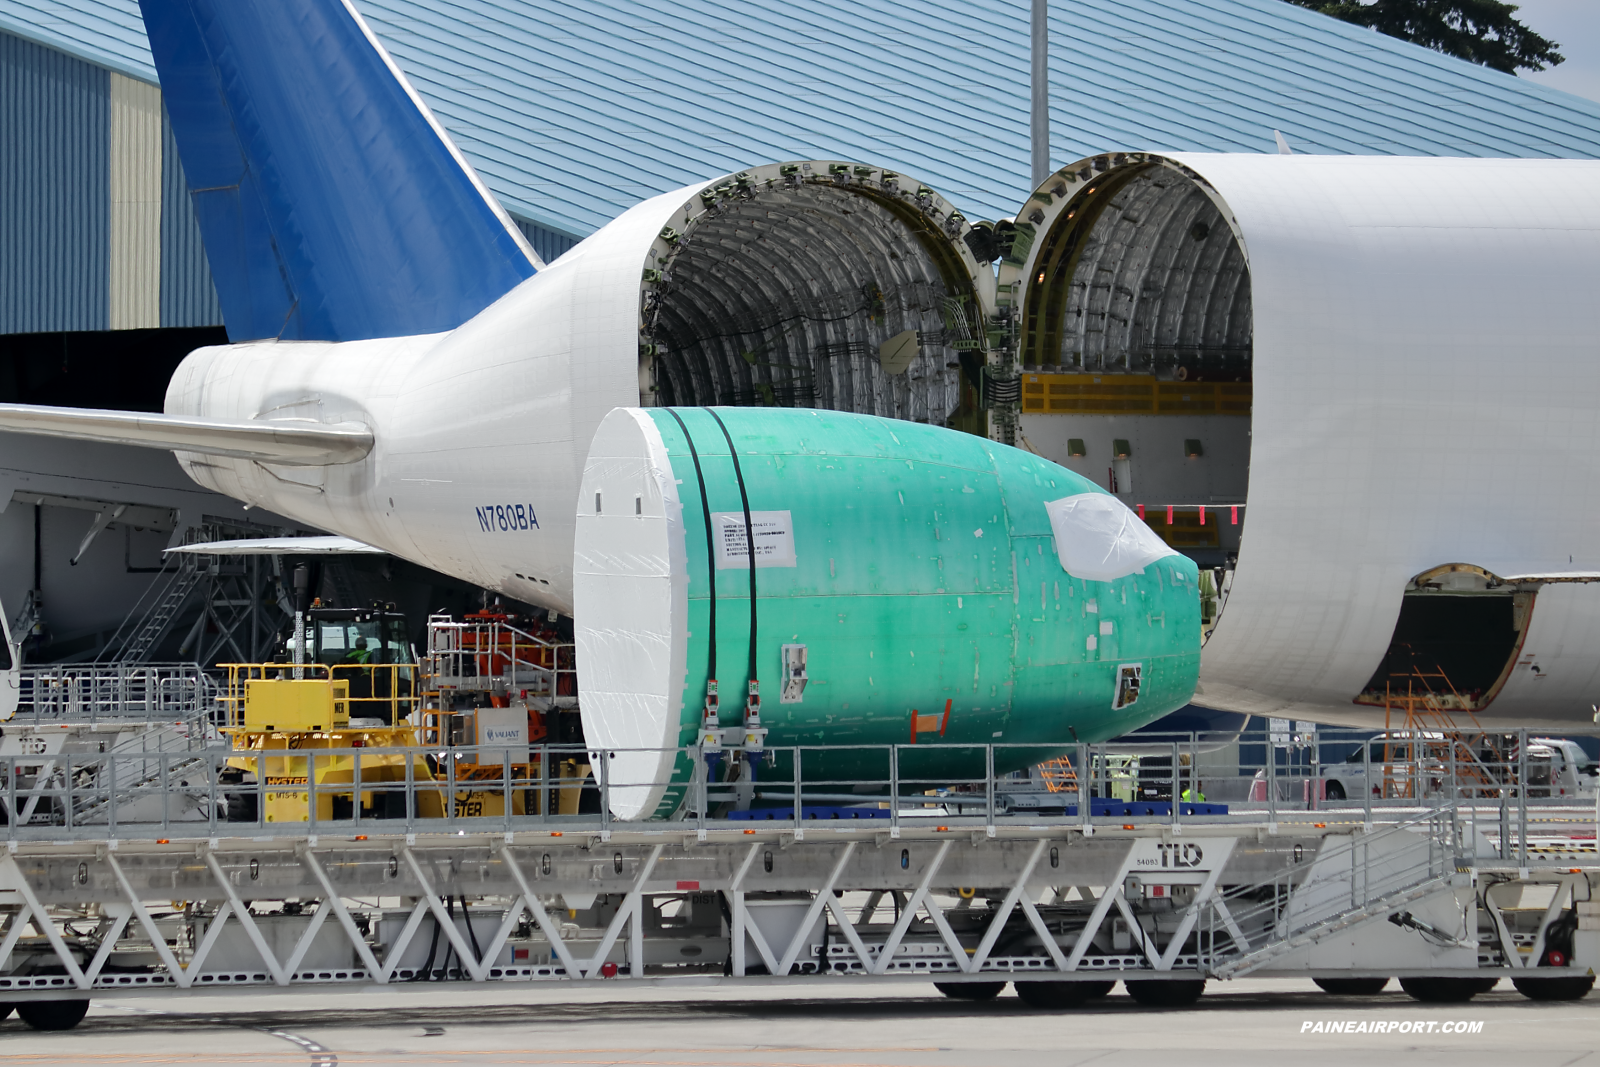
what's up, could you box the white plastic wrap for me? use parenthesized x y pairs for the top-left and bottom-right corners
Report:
(572, 408), (688, 820)
(1045, 492), (1178, 582)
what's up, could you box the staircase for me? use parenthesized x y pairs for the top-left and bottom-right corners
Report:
(1211, 874), (1456, 979)
(66, 750), (220, 826)
(1206, 806), (1462, 978)
(110, 562), (204, 664)
(1376, 668), (1506, 799)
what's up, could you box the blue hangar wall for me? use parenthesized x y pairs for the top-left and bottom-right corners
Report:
(0, 17), (576, 336)
(0, 29), (224, 333)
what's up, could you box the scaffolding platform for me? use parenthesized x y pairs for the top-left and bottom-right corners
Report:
(1, 726), (1596, 1022)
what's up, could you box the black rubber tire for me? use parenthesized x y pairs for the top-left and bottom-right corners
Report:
(0, 1003), (13, 1021)
(1014, 980), (1094, 1008)
(17, 999), (89, 1031)
(1511, 974), (1595, 1001)
(372, 790), (409, 819)
(933, 981), (1007, 1001)
(1324, 781), (1346, 801)
(1080, 980), (1117, 998)
(1399, 977), (1497, 1003)
(1123, 979), (1206, 1007)
(1313, 977), (1389, 995)
(225, 791), (258, 823)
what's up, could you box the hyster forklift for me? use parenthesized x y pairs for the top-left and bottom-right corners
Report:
(218, 601), (443, 823)
(217, 565), (568, 823)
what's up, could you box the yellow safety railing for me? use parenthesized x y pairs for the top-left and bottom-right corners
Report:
(219, 662), (421, 731)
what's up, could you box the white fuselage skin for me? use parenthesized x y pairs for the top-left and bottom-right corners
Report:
(1010, 153), (1600, 730)
(166, 184), (692, 615)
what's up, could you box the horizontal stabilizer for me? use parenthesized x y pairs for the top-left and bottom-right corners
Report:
(167, 536), (383, 555)
(0, 404), (372, 465)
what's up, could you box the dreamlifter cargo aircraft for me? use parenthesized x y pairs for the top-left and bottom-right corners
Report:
(0, 1), (1596, 806)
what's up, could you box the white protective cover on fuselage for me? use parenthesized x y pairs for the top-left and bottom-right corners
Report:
(572, 408), (688, 819)
(1158, 154), (1600, 728)
(165, 182), (702, 613)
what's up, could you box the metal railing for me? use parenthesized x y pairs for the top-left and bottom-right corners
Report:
(216, 662), (420, 728)
(13, 663), (219, 726)
(2, 730), (1594, 846)
(422, 613), (575, 702)
(1203, 805), (1461, 977)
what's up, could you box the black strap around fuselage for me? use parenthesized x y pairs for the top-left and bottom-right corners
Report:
(664, 408), (717, 683)
(703, 408), (758, 688)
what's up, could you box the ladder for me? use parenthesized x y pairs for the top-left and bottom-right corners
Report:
(1380, 669), (1504, 799)
(1035, 757), (1078, 793)
(110, 563), (205, 664)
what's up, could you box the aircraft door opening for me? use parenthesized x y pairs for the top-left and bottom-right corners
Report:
(1356, 564), (1532, 714)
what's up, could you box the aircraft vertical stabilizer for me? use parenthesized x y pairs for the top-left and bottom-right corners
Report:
(142, 0), (539, 343)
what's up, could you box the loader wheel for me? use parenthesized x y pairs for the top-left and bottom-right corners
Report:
(1511, 974), (1594, 1001)
(1399, 977), (1498, 1002)
(933, 981), (1006, 1001)
(226, 793), (258, 822)
(1313, 977), (1389, 994)
(17, 999), (89, 1031)
(1124, 979), (1206, 1007)
(371, 790), (409, 819)
(1014, 980), (1094, 1008)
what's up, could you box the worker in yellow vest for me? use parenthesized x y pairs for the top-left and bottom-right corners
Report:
(1181, 782), (1205, 802)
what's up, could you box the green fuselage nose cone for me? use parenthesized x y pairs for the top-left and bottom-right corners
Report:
(576, 407), (1201, 818)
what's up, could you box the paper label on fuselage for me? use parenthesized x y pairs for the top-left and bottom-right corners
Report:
(713, 510), (796, 569)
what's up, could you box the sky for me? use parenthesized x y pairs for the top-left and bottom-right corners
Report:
(1515, 0), (1600, 101)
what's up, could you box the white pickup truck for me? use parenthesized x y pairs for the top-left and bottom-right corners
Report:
(1529, 737), (1598, 799)
(1321, 733), (1452, 800)
(1253, 730), (1597, 802)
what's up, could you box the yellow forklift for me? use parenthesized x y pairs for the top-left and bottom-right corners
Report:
(218, 594), (535, 823)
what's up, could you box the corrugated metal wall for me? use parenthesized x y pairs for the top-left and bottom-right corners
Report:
(2, 27), (570, 338)
(516, 218), (578, 265)
(0, 30), (108, 335)
(159, 102), (221, 328)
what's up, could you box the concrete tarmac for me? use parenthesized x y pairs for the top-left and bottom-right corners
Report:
(1, 978), (1594, 1066)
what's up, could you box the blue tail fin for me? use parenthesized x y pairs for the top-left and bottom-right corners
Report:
(142, 0), (539, 342)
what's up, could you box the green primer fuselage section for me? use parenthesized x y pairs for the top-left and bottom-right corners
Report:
(647, 408), (1200, 807)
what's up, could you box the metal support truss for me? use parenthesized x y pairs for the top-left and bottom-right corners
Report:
(0, 803), (1576, 1004)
